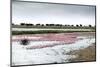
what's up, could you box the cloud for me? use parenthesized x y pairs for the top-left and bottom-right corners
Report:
(12, 1), (95, 25)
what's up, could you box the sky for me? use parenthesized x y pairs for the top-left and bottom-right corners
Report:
(12, 0), (96, 26)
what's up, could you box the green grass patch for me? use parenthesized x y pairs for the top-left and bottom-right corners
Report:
(12, 30), (95, 35)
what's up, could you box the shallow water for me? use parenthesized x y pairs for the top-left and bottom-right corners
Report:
(12, 36), (95, 65)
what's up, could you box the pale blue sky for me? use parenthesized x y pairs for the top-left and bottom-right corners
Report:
(12, 0), (96, 26)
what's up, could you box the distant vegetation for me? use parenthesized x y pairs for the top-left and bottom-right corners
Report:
(12, 29), (95, 35)
(12, 23), (95, 29)
(12, 23), (95, 35)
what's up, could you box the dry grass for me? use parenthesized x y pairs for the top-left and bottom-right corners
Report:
(68, 43), (96, 62)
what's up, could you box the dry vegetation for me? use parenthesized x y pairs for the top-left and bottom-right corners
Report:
(69, 43), (96, 62)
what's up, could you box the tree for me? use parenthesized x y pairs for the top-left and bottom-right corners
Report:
(76, 25), (79, 27)
(55, 24), (60, 26)
(80, 24), (82, 27)
(89, 25), (92, 27)
(46, 24), (49, 26)
(65, 25), (68, 26)
(67, 25), (70, 27)
(20, 23), (25, 25)
(71, 25), (74, 27)
(49, 24), (54, 26)
(41, 24), (44, 26)
(36, 24), (41, 26)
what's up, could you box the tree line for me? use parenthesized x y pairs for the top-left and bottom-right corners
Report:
(12, 23), (94, 28)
